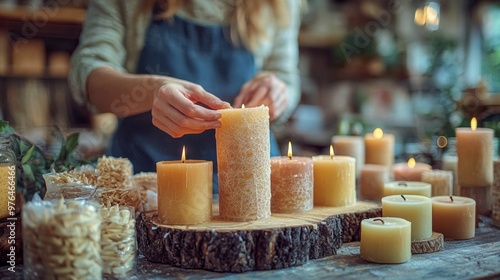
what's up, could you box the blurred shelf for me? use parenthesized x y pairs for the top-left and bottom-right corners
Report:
(0, 4), (85, 24)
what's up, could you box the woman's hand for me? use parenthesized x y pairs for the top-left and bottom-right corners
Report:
(152, 82), (230, 138)
(233, 72), (288, 121)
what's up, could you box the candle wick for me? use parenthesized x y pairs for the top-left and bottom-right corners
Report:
(398, 182), (408, 187)
(401, 194), (406, 201)
(449, 195), (453, 202)
(373, 218), (385, 225)
(289, 155), (292, 160)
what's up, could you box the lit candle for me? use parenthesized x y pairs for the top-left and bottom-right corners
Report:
(359, 164), (390, 202)
(431, 196), (475, 240)
(331, 135), (365, 177)
(421, 170), (453, 196)
(313, 146), (356, 207)
(360, 217), (411, 264)
(384, 181), (431, 197)
(157, 146), (212, 225)
(382, 195), (432, 240)
(364, 128), (395, 168)
(271, 141), (313, 213)
(456, 117), (494, 187)
(216, 105), (271, 221)
(393, 158), (432, 181)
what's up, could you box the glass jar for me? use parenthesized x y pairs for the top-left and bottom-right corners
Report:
(0, 136), (17, 220)
(23, 199), (102, 280)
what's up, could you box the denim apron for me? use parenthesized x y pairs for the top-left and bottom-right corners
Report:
(109, 15), (280, 192)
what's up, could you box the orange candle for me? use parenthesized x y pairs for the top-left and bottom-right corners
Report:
(364, 128), (394, 168)
(393, 158), (431, 181)
(431, 196), (475, 240)
(157, 146), (212, 225)
(271, 142), (313, 213)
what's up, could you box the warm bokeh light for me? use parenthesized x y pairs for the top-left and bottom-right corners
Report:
(330, 145), (335, 158)
(407, 157), (416, 169)
(471, 117), (477, 131)
(437, 135), (448, 149)
(287, 141), (293, 159)
(181, 145), (186, 163)
(373, 128), (384, 139)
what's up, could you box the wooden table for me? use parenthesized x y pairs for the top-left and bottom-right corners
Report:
(1, 216), (499, 279)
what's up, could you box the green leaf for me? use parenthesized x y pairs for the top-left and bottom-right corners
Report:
(22, 164), (35, 181)
(0, 120), (15, 135)
(21, 145), (36, 165)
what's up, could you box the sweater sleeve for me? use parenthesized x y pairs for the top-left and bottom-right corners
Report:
(262, 0), (302, 125)
(68, 0), (127, 111)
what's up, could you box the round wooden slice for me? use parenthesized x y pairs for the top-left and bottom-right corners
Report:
(136, 201), (381, 272)
(411, 232), (444, 254)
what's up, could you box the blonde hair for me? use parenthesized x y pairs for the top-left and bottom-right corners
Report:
(143, 0), (291, 51)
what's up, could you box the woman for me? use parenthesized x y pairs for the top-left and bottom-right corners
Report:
(69, 0), (302, 190)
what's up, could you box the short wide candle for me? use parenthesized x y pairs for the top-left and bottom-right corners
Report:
(216, 105), (271, 221)
(384, 181), (431, 197)
(271, 155), (313, 213)
(382, 195), (432, 241)
(393, 159), (431, 181)
(360, 217), (411, 264)
(431, 196), (475, 240)
(313, 154), (356, 207)
(157, 160), (212, 225)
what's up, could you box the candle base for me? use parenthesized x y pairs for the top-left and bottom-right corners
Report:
(411, 232), (444, 254)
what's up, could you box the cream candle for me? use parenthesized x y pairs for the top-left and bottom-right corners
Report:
(216, 105), (271, 221)
(157, 147), (212, 225)
(359, 164), (389, 201)
(332, 135), (365, 177)
(456, 117), (494, 187)
(313, 146), (356, 207)
(384, 181), (431, 197)
(271, 142), (313, 213)
(360, 217), (411, 264)
(421, 170), (453, 196)
(393, 158), (431, 181)
(442, 153), (459, 195)
(382, 195), (432, 240)
(431, 196), (475, 240)
(364, 128), (395, 168)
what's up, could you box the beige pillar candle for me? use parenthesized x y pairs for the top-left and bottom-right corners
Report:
(493, 160), (500, 227)
(157, 147), (212, 225)
(431, 196), (475, 239)
(313, 146), (356, 207)
(332, 135), (365, 177)
(359, 164), (390, 202)
(271, 142), (313, 213)
(360, 217), (411, 264)
(216, 105), (271, 221)
(421, 170), (453, 197)
(384, 181), (431, 197)
(442, 154), (459, 195)
(382, 195), (432, 240)
(456, 118), (494, 187)
(393, 158), (431, 181)
(364, 128), (395, 168)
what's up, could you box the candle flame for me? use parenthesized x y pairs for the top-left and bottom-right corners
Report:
(373, 128), (384, 139)
(181, 145), (186, 163)
(436, 135), (448, 149)
(287, 141), (293, 159)
(407, 158), (416, 169)
(242, 104), (245, 109)
(471, 117), (477, 131)
(330, 145), (335, 159)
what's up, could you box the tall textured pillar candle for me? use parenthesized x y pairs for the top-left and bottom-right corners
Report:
(421, 170), (453, 196)
(313, 146), (356, 207)
(332, 135), (365, 177)
(271, 142), (313, 213)
(157, 147), (213, 225)
(431, 196), (475, 239)
(382, 195), (432, 240)
(359, 164), (389, 201)
(493, 160), (500, 227)
(216, 105), (271, 221)
(360, 217), (411, 264)
(384, 181), (431, 197)
(393, 158), (432, 181)
(364, 128), (395, 168)
(456, 117), (494, 187)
